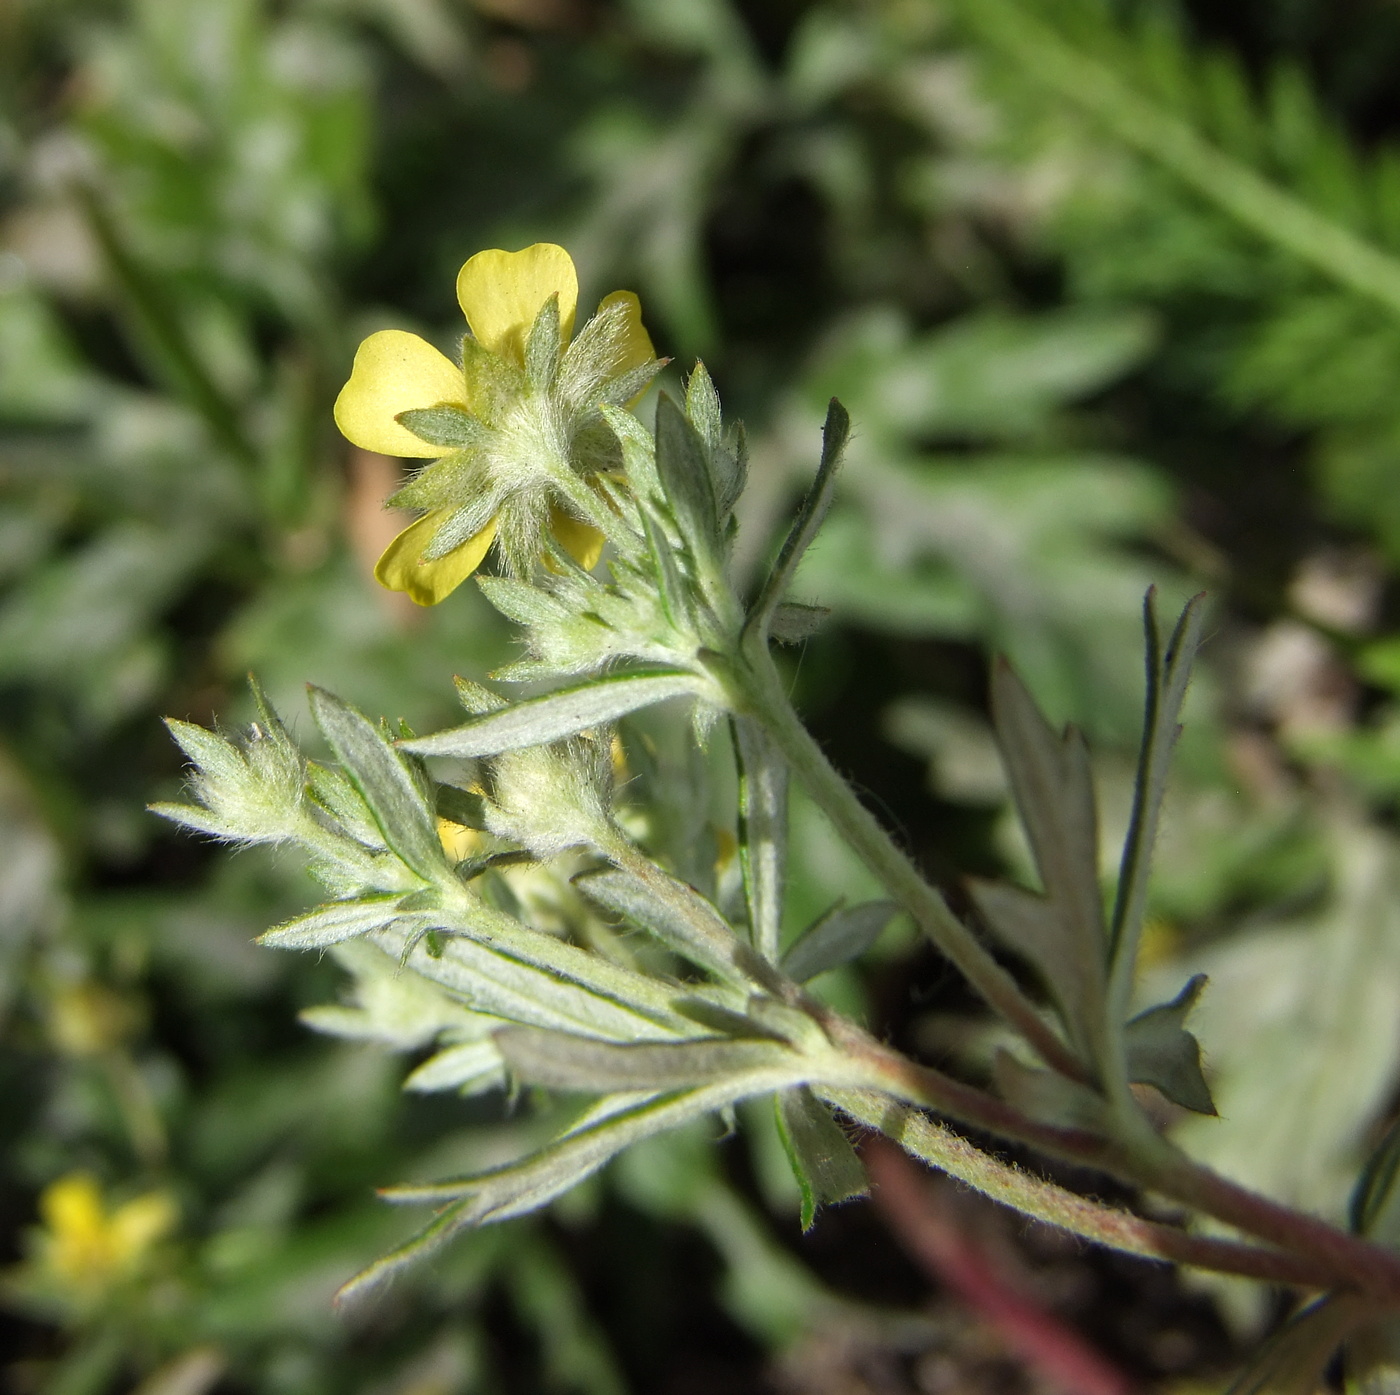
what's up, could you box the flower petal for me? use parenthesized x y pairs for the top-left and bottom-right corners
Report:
(375, 509), (498, 606)
(335, 331), (468, 459)
(548, 506), (606, 571)
(457, 244), (579, 366)
(596, 290), (656, 377)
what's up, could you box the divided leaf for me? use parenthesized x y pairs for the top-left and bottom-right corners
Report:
(1123, 974), (1216, 1115)
(780, 901), (898, 984)
(775, 1085), (868, 1230)
(495, 1027), (798, 1093)
(745, 398), (850, 646)
(992, 1050), (1109, 1134)
(732, 717), (789, 962)
(966, 880), (1096, 1056)
(401, 671), (700, 759)
(259, 895), (424, 950)
(574, 866), (756, 985)
(654, 393), (721, 561)
(309, 687), (443, 882)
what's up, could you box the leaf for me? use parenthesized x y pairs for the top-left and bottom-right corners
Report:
(654, 393), (721, 560)
(259, 895), (421, 950)
(1351, 1116), (1400, 1241)
(966, 880), (1094, 1051)
(404, 1040), (506, 1095)
(1224, 1294), (1374, 1395)
(769, 602), (829, 644)
(379, 922), (686, 1043)
(991, 659), (1105, 944)
(745, 398), (851, 646)
(1108, 592), (1208, 990)
(779, 900), (898, 983)
(988, 658), (1106, 1058)
(991, 1050), (1109, 1133)
(394, 406), (483, 449)
(342, 1079), (801, 1304)
(732, 717), (789, 962)
(435, 783), (488, 830)
(308, 687), (443, 882)
(495, 1027), (798, 1093)
(573, 866), (761, 986)
(1123, 974), (1216, 1115)
(400, 671), (701, 759)
(775, 1086), (868, 1230)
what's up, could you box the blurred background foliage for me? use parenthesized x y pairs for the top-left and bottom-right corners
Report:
(6, 0), (1400, 1390)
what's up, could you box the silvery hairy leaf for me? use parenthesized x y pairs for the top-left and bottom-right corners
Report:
(308, 761), (385, 849)
(776, 1085), (868, 1231)
(685, 362), (745, 516)
(339, 1077), (793, 1305)
(769, 602), (829, 644)
(259, 895), (427, 950)
(779, 900), (898, 984)
(386, 918), (686, 1042)
(732, 717), (789, 962)
(404, 1040), (505, 1096)
(745, 398), (850, 647)
(309, 687), (444, 883)
(400, 671), (700, 759)
(573, 865), (767, 987)
(1123, 974), (1216, 1115)
(654, 393), (721, 560)
(495, 1026), (798, 1092)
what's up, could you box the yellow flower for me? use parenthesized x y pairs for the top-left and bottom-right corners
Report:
(334, 244), (656, 605)
(33, 1173), (177, 1296)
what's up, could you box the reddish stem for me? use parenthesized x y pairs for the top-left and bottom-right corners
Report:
(864, 1134), (1135, 1395)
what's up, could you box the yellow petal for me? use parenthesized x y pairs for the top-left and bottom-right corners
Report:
(110, 1192), (177, 1260)
(375, 509), (498, 605)
(334, 331), (468, 459)
(548, 506), (606, 571)
(596, 289), (656, 377)
(457, 244), (579, 366)
(41, 1175), (105, 1242)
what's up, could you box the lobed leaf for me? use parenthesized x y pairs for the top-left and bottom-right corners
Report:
(775, 1086), (868, 1231)
(259, 895), (423, 950)
(1123, 974), (1216, 1115)
(401, 671), (701, 759)
(309, 687), (444, 882)
(495, 1027), (799, 1093)
(780, 900), (898, 984)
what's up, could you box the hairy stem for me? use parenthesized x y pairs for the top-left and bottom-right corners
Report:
(834, 1088), (1329, 1290)
(735, 652), (1088, 1082)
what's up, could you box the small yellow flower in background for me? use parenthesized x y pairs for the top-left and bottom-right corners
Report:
(31, 1173), (176, 1298)
(46, 981), (137, 1057)
(334, 243), (657, 605)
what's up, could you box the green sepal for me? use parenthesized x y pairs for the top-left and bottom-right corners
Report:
(394, 405), (486, 449)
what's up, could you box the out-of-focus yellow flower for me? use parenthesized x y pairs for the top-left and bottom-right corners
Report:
(334, 244), (655, 605)
(33, 1173), (176, 1296)
(46, 982), (136, 1057)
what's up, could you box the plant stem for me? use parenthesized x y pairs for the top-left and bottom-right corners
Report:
(832, 1088), (1329, 1290)
(735, 652), (1088, 1082)
(835, 1026), (1400, 1301)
